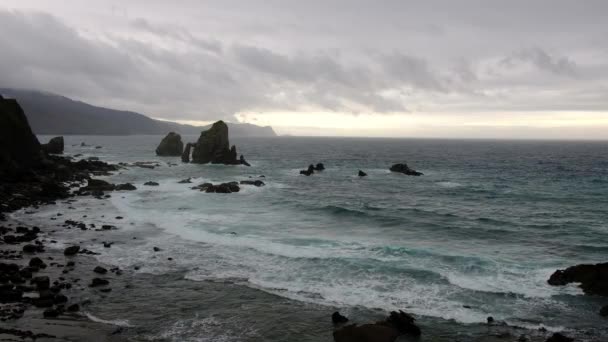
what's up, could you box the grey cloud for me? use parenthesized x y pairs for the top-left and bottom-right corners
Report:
(500, 48), (578, 77)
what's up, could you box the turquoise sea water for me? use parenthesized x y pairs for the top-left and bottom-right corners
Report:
(23, 136), (608, 341)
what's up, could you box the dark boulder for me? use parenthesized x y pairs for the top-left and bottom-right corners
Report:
(82, 179), (115, 192)
(31, 276), (50, 290)
(144, 181), (159, 186)
(334, 324), (398, 342)
(89, 278), (109, 287)
(389, 163), (423, 176)
(545, 333), (574, 342)
(155, 132), (183, 156)
(332, 310), (420, 342)
(300, 164), (315, 176)
(358, 170), (367, 177)
(332, 311), (349, 324)
(178, 178), (192, 184)
(63, 246), (80, 256)
(548, 262), (608, 296)
(41, 136), (64, 154)
(314, 163), (325, 171)
(115, 183), (137, 191)
(191, 121), (248, 165)
(29, 257), (46, 268)
(93, 266), (108, 274)
(240, 180), (265, 187)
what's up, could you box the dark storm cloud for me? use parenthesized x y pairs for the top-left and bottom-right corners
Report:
(0, 0), (607, 121)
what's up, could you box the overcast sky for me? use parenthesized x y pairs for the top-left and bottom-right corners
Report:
(1, 1), (607, 138)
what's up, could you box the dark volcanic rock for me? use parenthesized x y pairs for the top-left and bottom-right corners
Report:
(93, 266), (108, 274)
(314, 163), (325, 171)
(41, 136), (64, 154)
(191, 121), (248, 165)
(156, 132), (184, 156)
(333, 310), (420, 342)
(240, 180), (265, 187)
(389, 163), (423, 176)
(600, 305), (608, 317)
(300, 164), (315, 176)
(545, 333), (574, 342)
(31, 276), (50, 290)
(90, 278), (109, 287)
(0, 96), (43, 178)
(332, 311), (349, 324)
(358, 170), (368, 177)
(548, 262), (608, 296)
(144, 181), (159, 186)
(333, 324), (399, 342)
(63, 246), (80, 256)
(115, 183), (137, 191)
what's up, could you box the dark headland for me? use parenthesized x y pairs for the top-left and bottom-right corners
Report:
(0, 95), (600, 342)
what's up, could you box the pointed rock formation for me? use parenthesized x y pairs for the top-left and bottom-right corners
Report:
(191, 121), (249, 166)
(0, 95), (44, 178)
(155, 132), (183, 156)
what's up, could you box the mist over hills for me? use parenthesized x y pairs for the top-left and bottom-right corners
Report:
(0, 88), (276, 137)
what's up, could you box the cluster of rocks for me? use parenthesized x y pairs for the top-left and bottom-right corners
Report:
(157, 121), (250, 166)
(0, 226), (83, 322)
(0, 96), (121, 214)
(191, 179), (265, 193)
(548, 262), (608, 317)
(300, 163), (325, 176)
(76, 179), (137, 198)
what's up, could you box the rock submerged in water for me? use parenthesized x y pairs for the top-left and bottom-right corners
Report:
(144, 181), (159, 186)
(300, 164), (316, 176)
(333, 310), (421, 342)
(192, 182), (240, 193)
(547, 262), (608, 296)
(600, 305), (608, 317)
(190, 121), (249, 166)
(41, 136), (64, 154)
(389, 163), (423, 176)
(155, 132), (183, 156)
(358, 170), (367, 177)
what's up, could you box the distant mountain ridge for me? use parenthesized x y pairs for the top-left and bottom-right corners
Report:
(0, 88), (276, 137)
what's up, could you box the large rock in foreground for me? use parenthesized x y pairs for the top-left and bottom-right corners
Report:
(156, 132), (183, 156)
(389, 163), (423, 176)
(0, 95), (44, 178)
(548, 262), (608, 296)
(41, 136), (64, 154)
(191, 121), (248, 166)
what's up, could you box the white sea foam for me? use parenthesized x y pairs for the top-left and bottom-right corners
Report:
(85, 313), (133, 327)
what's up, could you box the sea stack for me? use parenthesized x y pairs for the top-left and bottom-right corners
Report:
(191, 121), (249, 166)
(41, 136), (64, 154)
(156, 132), (184, 156)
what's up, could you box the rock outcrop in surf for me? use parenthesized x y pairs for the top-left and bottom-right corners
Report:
(155, 132), (183, 156)
(190, 121), (249, 166)
(548, 262), (608, 296)
(41, 136), (64, 154)
(332, 310), (421, 342)
(389, 163), (423, 176)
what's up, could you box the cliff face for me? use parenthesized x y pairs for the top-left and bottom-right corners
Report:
(0, 95), (43, 177)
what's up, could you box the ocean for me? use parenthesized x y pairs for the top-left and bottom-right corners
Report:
(17, 136), (608, 341)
